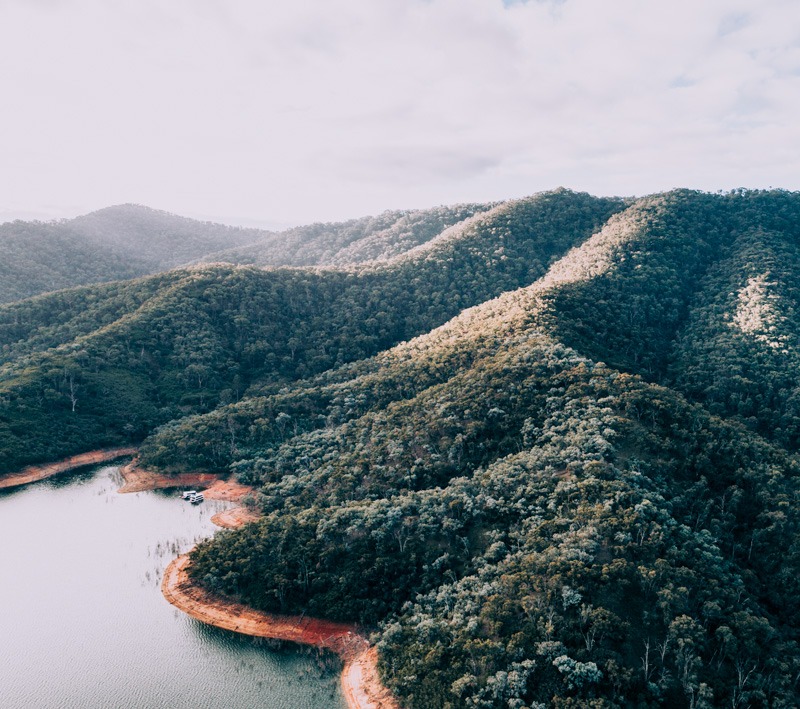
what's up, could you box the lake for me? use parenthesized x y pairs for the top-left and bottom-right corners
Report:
(0, 464), (345, 709)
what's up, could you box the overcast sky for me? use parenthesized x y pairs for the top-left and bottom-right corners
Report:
(1, 0), (798, 226)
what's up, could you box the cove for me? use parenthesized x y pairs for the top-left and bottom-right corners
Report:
(0, 464), (345, 709)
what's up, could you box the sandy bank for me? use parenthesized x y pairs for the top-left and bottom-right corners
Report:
(163, 555), (398, 709)
(118, 462), (257, 500)
(0, 447), (138, 490)
(342, 646), (399, 709)
(210, 506), (261, 529)
(118, 462), (221, 494)
(121, 461), (262, 530)
(201, 478), (253, 502)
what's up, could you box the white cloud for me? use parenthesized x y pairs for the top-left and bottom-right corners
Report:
(0, 0), (798, 224)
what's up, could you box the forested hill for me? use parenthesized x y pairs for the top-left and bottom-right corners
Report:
(0, 201), (496, 303)
(0, 205), (262, 303)
(2, 188), (800, 706)
(196, 202), (496, 267)
(0, 189), (621, 470)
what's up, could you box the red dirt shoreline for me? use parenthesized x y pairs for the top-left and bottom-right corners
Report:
(163, 555), (399, 709)
(0, 447), (138, 490)
(117, 461), (255, 502)
(210, 506), (261, 528)
(120, 463), (263, 530)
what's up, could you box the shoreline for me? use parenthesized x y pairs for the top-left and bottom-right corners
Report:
(162, 555), (398, 709)
(116, 460), (395, 706)
(120, 463), (263, 529)
(118, 461), (255, 503)
(0, 447), (138, 490)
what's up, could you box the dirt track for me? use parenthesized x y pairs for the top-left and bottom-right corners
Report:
(162, 555), (399, 709)
(0, 447), (138, 490)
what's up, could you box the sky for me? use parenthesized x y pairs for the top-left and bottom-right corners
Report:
(1, 0), (798, 227)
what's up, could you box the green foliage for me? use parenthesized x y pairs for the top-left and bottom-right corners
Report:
(181, 189), (800, 707)
(670, 211), (800, 449)
(533, 190), (732, 378)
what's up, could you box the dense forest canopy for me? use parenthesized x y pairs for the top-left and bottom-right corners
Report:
(1, 188), (799, 707)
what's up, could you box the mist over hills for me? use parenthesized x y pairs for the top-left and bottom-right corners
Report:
(0, 204), (261, 302)
(1, 188), (799, 706)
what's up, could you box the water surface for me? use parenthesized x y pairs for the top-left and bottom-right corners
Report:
(0, 465), (344, 709)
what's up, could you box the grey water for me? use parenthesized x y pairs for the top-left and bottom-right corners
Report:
(0, 464), (345, 709)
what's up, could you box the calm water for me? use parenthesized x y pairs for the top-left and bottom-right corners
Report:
(0, 465), (345, 709)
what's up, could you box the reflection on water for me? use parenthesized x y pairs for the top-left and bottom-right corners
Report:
(0, 465), (344, 709)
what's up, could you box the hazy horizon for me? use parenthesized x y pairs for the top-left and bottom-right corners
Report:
(4, 184), (799, 233)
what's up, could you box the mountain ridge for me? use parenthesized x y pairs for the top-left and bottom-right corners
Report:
(0, 189), (620, 473)
(0, 199), (505, 304)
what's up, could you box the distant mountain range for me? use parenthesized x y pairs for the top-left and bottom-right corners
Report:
(0, 201), (498, 303)
(1, 188), (798, 707)
(0, 205), (256, 302)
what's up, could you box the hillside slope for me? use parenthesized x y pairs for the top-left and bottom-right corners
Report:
(141, 189), (800, 475)
(190, 330), (800, 707)
(0, 189), (620, 472)
(0, 201), (496, 304)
